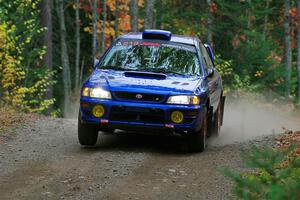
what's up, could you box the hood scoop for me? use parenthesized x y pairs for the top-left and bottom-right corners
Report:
(124, 71), (167, 79)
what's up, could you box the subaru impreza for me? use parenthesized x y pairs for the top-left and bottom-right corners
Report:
(78, 30), (225, 152)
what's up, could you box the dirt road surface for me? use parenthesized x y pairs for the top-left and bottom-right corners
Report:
(1, 101), (299, 200)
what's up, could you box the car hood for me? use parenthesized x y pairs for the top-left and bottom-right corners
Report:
(87, 69), (202, 95)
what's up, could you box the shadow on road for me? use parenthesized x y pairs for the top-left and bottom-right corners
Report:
(80, 131), (198, 155)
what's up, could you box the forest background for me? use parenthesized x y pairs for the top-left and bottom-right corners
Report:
(0, 0), (300, 117)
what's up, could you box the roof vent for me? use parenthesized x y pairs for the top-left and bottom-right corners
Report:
(142, 29), (172, 41)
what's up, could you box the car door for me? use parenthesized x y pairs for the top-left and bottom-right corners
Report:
(199, 43), (222, 112)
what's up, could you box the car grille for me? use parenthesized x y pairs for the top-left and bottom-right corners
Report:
(113, 91), (165, 103)
(109, 106), (165, 124)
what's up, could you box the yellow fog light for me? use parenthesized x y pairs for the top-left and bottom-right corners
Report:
(82, 87), (90, 97)
(92, 105), (105, 118)
(171, 111), (184, 124)
(191, 96), (200, 105)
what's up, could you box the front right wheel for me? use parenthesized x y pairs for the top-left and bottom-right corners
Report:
(78, 112), (99, 146)
(210, 102), (221, 136)
(187, 110), (208, 152)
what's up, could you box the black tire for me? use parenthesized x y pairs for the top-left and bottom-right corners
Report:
(99, 127), (115, 134)
(78, 112), (99, 146)
(187, 109), (208, 152)
(211, 102), (221, 136)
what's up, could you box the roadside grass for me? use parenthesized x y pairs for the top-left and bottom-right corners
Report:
(223, 130), (300, 200)
(0, 107), (37, 140)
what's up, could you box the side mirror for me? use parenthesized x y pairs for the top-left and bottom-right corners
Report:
(206, 68), (214, 78)
(204, 43), (214, 63)
(93, 52), (103, 68)
(93, 58), (99, 68)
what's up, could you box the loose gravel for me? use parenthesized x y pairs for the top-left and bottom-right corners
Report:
(0, 108), (298, 200)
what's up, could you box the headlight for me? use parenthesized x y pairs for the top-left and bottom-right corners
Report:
(167, 95), (200, 105)
(82, 87), (112, 99)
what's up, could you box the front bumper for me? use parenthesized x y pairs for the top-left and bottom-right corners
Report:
(79, 97), (206, 133)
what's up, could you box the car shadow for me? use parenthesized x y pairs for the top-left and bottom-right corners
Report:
(81, 131), (194, 155)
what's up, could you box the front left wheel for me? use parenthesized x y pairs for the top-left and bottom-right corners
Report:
(78, 112), (99, 146)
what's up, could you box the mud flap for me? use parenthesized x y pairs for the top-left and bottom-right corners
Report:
(208, 106), (213, 122)
(220, 96), (226, 126)
(207, 106), (214, 136)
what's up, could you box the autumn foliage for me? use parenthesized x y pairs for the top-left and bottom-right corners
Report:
(82, 0), (144, 49)
(0, 1), (55, 113)
(276, 130), (300, 158)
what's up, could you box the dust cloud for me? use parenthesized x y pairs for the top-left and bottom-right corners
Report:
(210, 98), (300, 146)
(67, 93), (300, 147)
(64, 92), (81, 119)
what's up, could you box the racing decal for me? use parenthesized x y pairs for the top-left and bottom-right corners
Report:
(120, 41), (160, 47)
(142, 42), (161, 46)
(121, 41), (142, 46)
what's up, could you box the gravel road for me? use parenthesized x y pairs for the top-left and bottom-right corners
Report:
(1, 101), (299, 200)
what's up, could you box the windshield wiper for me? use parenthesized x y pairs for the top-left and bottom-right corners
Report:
(100, 65), (132, 71)
(101, 66), (193, 76)
(147, 69), (187, 76)
(164, 71), (187, 76)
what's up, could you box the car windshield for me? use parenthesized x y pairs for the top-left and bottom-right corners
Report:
(99, 39), (201, 76)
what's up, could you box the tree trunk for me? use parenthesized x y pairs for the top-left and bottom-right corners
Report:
(262, 0), (271, 41)
(80, 56), (85, 86)
(40, 0), (53, 113)
(199, 0), (206, 10)
(207, 0), (213, 45)
(130, 0), (139, 32)
(158, 0), (163, 29)
(56, 0), (72, 116)
(89, 0), (99, 57)
(115, 0), (119, 38)
(297, 0), (300, 104)
(145, 0), (155, 29)
(247, 0), (252, 29)
(101, 0), (107, 52)
(75, 0), (80, 91)
(284, 0), (292, 97)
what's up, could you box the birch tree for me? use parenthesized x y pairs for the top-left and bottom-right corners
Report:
(297, 0), (300, 105)
(75, 0), (81, 91)
(199, 0), (206, 10)
(56, 0), (72, 116)
(207, 0), (213, 45)
(284, 0), (292, 97)
(40, 0), (53, 111)
(145, 0), (155, 29)
(262, 0), (271, 41)
(247, 0), (252, 29)
(130, 0), (139, 32)
(115, 0), (119, 37)
(89, 0), (99, 57)
(101, 0), (107, 52)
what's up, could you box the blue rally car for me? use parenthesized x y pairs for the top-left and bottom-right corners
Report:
(78, 30), (225, 152)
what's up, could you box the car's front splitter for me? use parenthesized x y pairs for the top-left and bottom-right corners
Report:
(79, 97), (206, 134)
